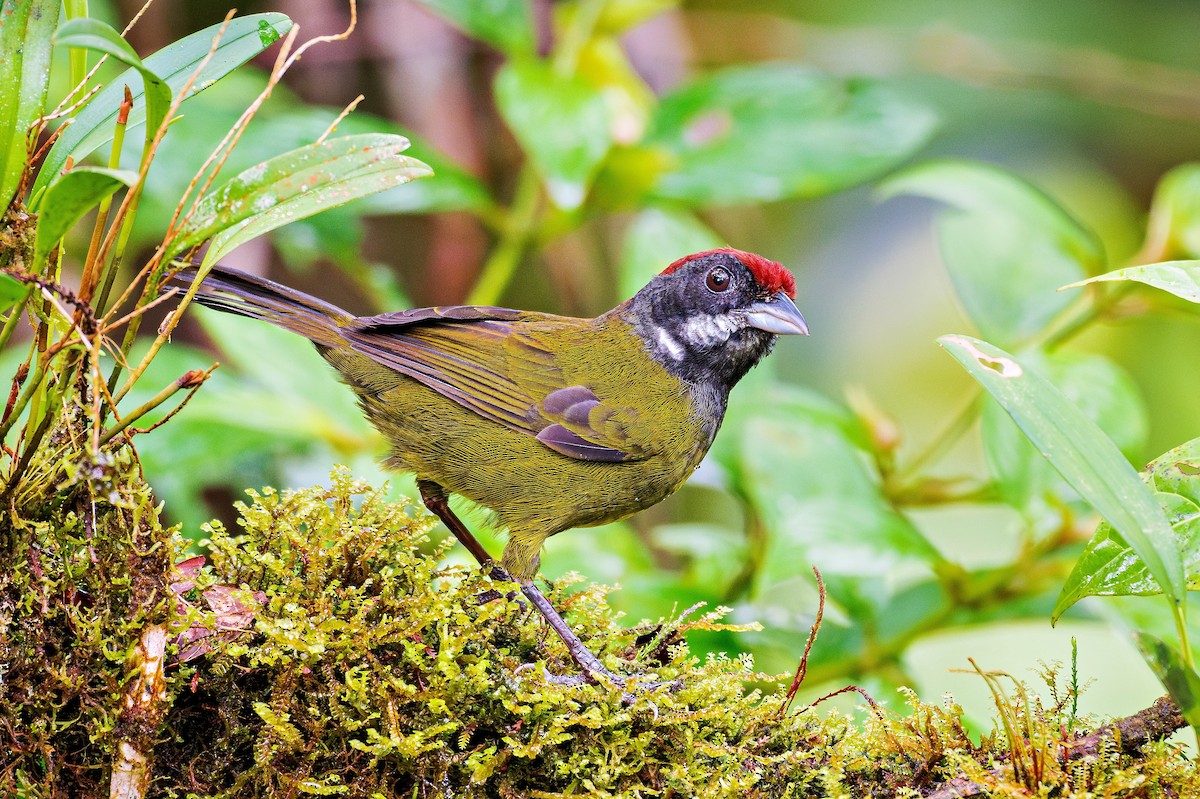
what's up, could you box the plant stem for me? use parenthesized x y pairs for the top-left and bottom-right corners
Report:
(723, 501), (768, 604)
(98, 367), (211, 446)
(100, 187), (153, 404)
(65, 0), (89, 97)
(0, 353), (43, 445)
(80, 86), (132, 308)
(890, 388), (980, 489)
(467, 167), (542, 306)
(552, 0), (606, 76)
(1173, 605), (1194, 670)
(1030, 283), (1135, 353)
(0, 286), (33, 354)
(0, 376), (62, 500)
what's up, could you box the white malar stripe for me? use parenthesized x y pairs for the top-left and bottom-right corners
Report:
(654, 325), (686, 361)
(680, 313), (741, 348)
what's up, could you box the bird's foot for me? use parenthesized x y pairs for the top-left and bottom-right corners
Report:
(515, 661), (681, 704)
(486, 565), (683, 697)
(544, 667), (682, 693)
(475, 565), (525, 608)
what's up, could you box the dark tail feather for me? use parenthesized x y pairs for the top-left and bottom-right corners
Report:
(172, 264), (353, 348)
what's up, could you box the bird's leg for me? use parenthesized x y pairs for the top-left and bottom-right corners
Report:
(417, 479), (494, 566)
(415, 479), (627, 687)
(514, 578), (625, 687)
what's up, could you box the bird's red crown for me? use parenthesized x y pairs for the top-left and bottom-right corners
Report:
(663, 248), (796, 298)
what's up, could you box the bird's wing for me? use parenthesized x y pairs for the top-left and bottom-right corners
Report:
(342, 309), (650, 463)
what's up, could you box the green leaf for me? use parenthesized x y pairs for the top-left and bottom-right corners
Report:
(1058, 436), (1200, 610)
(0, 0), (61, 210)
(494, 60), (613, 210)
(32, 12), (293, 200)
(1058, 492), (1200, 607)
(33, 166), (138, 263)
(355, 133), (492, 215)
(1142, 163), (1200, 260)
(938, 334), (1185, 619)
(645, 65), (935, 207)
(0, 271), (27, 312)
(1146, 436), (1200, 505)
(1135, 632), (1200, 729)
(170, 134), (432, 263)
(982, 351), (1148, 512)
(618, 208), (722, 299)
(413, 0), (534, 56)
(881, 161), (1103, 347)
(1066, 260), (1200, 304)
(590, 145), (674, 211)
(729, 385), (943, 613)
(53, 17), (172, 154)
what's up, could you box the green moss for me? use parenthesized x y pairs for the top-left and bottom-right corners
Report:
(0, 447), (175, 797)
(4, 466), (1199, 797)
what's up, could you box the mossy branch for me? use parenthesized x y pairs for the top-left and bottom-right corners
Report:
(7, 469), (1193, 798)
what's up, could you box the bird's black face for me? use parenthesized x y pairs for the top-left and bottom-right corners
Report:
(621, 251), (808, 388)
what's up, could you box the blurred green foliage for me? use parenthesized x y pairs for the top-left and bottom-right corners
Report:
(11, 0), (1200, 746)
(113, 0), (1200, 723)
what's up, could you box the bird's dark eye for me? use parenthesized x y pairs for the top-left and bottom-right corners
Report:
(705, 267), (731, 293)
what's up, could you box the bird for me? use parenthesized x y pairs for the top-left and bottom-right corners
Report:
(173, 248), (807, 686)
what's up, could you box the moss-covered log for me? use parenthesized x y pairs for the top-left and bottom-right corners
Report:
(1, 468), (1197, 797)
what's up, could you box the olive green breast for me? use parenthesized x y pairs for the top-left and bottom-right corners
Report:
(320, 314), (722, 537)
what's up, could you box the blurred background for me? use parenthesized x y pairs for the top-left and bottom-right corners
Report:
(64, 0), (1200, 728)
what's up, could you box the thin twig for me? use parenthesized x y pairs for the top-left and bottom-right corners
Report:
(803, 684), (886, 717)
(120, 0), (158, 37)
(779, 566), (826, 715)
(113, 1), (362, 404)
(79, 86), (134, 306)
(98, 366), (214, 446)
(99, 289), (180, 335)
(318, 94), (364, 143)
(43, 60), (105, 122)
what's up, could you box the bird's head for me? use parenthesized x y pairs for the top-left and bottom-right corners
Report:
(619, 248), (808, 387)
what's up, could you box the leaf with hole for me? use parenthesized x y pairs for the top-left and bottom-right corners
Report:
(32, 12), (293, 200)
(982, 351), (1147, 512)
(170, 134), (432, 264)
(939, 334), (1184, 619)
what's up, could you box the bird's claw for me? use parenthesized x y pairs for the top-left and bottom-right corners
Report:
(490, 563), (683, 699)
(520, 660), (682, 702)
(474, 588), (504, 605)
